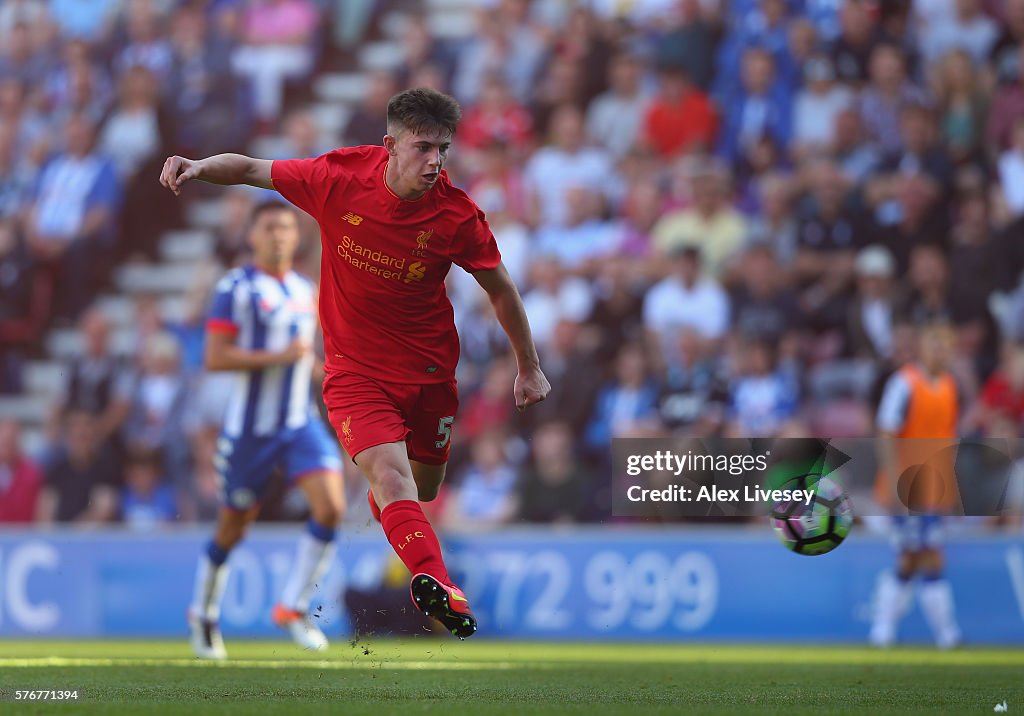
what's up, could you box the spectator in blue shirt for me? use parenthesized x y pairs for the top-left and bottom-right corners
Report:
(585, 343), (661, 455)
(727, 337), (800, 437)
(121, 447), (178, 531)
(717, 47), (794, 166)
(24, 112), (121, 319)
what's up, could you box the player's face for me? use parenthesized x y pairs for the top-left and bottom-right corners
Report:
(385, 128), (452, 199)
(249, 209), (299, 269)
(919, 326), (953, 373)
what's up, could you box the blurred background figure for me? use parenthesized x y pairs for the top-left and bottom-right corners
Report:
(38, 409), (120, 524)
(24, 113), (120, 321)
(517, 421), (592, 523)
(644, 246), (729, 371)
(441, 430), (518, 529)
(641, 67), (717, 159)
(725, 336), (799, 438)
(120, 445), (177, 530)
(230, 0), (319, 131)
(0, 216), (51, 393)
(652, 158), (747, 279)
(121, 330), (190, 489)
(0, 419), (42, 523)
(46, 307), (132, 456)
(525, 104), (614, 231)
(586, 52), (651, 160)
(343, 69), (395, 147)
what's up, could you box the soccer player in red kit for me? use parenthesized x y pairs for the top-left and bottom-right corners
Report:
(160, 88), (550, 638)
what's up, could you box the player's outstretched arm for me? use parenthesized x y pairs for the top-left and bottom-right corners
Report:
(205, 330), (311, 372)
(159, 153), (274, 195)
(473, 262), (551, 411)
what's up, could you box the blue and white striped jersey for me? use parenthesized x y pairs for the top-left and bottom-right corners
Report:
(206, 265), (318, 438)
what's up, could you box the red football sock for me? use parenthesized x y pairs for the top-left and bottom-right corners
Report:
(380, 500), (450, 585)
(367, 489), (382, 523)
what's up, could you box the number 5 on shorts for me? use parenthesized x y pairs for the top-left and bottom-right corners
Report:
(435, 416), (454, 449)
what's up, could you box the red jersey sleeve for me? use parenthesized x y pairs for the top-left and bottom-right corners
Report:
(450, 204), (501, 273)
(271, 151), (340, 219)
(980, 375), (1006, 408)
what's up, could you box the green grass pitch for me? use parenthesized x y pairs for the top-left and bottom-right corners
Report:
(0, 640), (1021, 714)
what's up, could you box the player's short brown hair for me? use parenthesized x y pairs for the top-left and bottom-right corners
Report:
(387, 88), (462, 138)
(249, 199), (295, 226)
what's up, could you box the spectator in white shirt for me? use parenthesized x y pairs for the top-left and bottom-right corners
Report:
(522, 258), (595, 352)
(999, 117), (1024, 218)
(918, 0), (997, 66)
(524, 104), (615, 230)
(643, 246), (730, 370)
(585, 53), (652, 159)
(792, 55), (854, 161)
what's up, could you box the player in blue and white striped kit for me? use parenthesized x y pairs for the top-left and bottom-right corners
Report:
(188, 201), (345, 660)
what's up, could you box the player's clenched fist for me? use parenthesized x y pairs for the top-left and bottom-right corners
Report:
(515, 365), (551, 412)
(159, 155), (201, 196)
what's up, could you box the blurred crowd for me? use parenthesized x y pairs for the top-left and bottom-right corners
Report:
(2, 0), (1024, 529)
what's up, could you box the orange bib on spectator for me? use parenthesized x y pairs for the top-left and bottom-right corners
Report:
(874, 365), (960, 512)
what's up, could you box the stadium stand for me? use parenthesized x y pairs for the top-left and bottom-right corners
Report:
(0, 0), (1022, 529)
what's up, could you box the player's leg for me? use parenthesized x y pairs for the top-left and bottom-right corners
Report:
(188, 434), (276, 659)
(326, 372), (402, 524)
(356, 441), (475, 638)
(189, 505), (259, 659)
(323, 373), (474, 637)
(361, 443), (475, 640)
(273, 420), (345, 650)
(356, 440), (446, 577)
(915, 518), (961, 649)
(366, 460), (446, 521)
(869, 517), (917, 647)
(400, 381), (475, 637)
(279, 471), (346, 613)
(367, 486), (383, 522)
(270, 469), (344, 650)
(410, 460), (447, 502)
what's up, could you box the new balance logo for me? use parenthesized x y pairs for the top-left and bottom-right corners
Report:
(342, 212), (364, 226)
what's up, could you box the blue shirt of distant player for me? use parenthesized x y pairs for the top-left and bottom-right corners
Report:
(206, 264), (318, 438)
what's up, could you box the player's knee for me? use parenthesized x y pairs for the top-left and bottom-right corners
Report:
(368, 465), (416, 504)
(311, 500), (344, 528)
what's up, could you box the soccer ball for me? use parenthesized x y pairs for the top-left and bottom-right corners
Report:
(770, 474), (852, 556)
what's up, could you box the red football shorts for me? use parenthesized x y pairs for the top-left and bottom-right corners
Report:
(323, 371), (459, 465)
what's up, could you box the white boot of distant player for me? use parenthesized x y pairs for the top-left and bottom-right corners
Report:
(919, 577), (961, 650)
(869, 572), (913, 647)
(188, 542), (231, 660)
(273, 520), (336, 651)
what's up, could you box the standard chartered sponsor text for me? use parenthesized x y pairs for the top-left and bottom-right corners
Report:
(338, 235), (406, 280)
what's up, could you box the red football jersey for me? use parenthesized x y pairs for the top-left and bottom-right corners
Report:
(271, 145), (501, 384)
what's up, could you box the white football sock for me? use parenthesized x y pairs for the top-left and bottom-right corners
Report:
(280, 532), (336, 613)
(919, 579), (961, 649)
(191, 555), (231, 622)
(869, 572), (913, 647)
